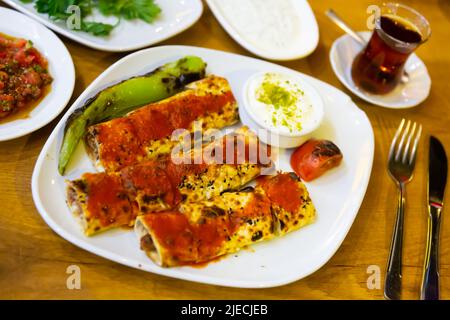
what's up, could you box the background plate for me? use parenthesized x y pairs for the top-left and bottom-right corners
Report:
(0, 7), (74, 141)
(3, 0), (203, 52)
(32, 46), (374, 288)
(206, 0), (319, 61)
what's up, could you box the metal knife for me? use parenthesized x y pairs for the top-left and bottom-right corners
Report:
(420, 136), (447, 300)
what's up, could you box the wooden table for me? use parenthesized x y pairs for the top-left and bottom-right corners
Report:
(1, 0), (449, 300)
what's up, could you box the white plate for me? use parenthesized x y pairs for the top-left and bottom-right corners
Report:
(206, 0), (319, 61)
(330, 31), (431, 109)
(2, 0), (203, 52)
(0, 7), (74, 141)
(32, 46), (374, 288)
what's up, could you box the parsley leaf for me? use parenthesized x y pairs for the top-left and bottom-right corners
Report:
(34, 0), (71, 19)
(81, 21), (115, 36)
(98, 0), (161, 23)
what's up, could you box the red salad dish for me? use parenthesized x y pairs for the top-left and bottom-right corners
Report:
(0, 32), (52, 120)
(291, 139), (343, 182)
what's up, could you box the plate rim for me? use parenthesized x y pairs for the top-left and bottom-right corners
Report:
(2, 0), (204, 52)
(205, 0), (319, 61)
(31, 45), (374, 288)
(0, 7), (75, 141)
(329, 31), (431, 109)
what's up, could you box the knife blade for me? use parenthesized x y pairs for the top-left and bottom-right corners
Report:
(421, 136), (447, 300)
(428, 136), (447, 207)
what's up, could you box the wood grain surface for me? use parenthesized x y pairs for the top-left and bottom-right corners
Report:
(0, 0), (449, 300)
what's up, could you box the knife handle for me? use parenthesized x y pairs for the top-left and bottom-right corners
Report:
(420, 205), (441, 300)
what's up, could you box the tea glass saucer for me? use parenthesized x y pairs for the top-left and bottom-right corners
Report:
(329, 31), (431, 109)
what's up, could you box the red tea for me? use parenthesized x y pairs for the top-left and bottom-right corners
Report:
(351, 14), (423, 94)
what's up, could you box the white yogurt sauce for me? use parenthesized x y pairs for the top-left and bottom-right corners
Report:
(245, 72), (321, 135)
(213, 0), (301, 54)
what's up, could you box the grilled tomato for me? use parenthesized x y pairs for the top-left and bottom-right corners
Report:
(290, 139), (343, 181)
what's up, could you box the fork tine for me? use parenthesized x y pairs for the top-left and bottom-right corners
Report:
(409, 124), (422, 165)
(395, 120), (411, 161)
(402, 122), (417, 164)
(388, 119), (405, 161)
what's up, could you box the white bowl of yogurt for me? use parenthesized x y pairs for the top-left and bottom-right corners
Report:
(241, 72), (324, 149)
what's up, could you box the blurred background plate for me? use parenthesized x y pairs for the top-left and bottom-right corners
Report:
(206, 0), (319, 61)
(2, 0), (203, 52)
(0, 7), (74, 141)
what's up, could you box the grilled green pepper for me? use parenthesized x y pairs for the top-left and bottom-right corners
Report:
(58, 56), (207, 175)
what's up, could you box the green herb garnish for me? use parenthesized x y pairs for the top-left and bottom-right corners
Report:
(256, 73), (304, 132)
(257, 78), (298, 111)
(98, 0), (161, 23)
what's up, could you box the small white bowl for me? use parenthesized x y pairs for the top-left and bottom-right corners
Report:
(241, 72), (324, 148)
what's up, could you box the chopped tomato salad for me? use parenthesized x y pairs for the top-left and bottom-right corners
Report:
(0, 33), (52, 119)
(291, 139), (343, 182)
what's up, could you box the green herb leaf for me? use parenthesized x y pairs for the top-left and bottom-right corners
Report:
(98, 0), (161, 23)
(34, 0), (71, 19)
(81, 21), (115, 36)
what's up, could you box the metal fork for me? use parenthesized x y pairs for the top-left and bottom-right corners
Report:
(384, 119), (422, 300)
